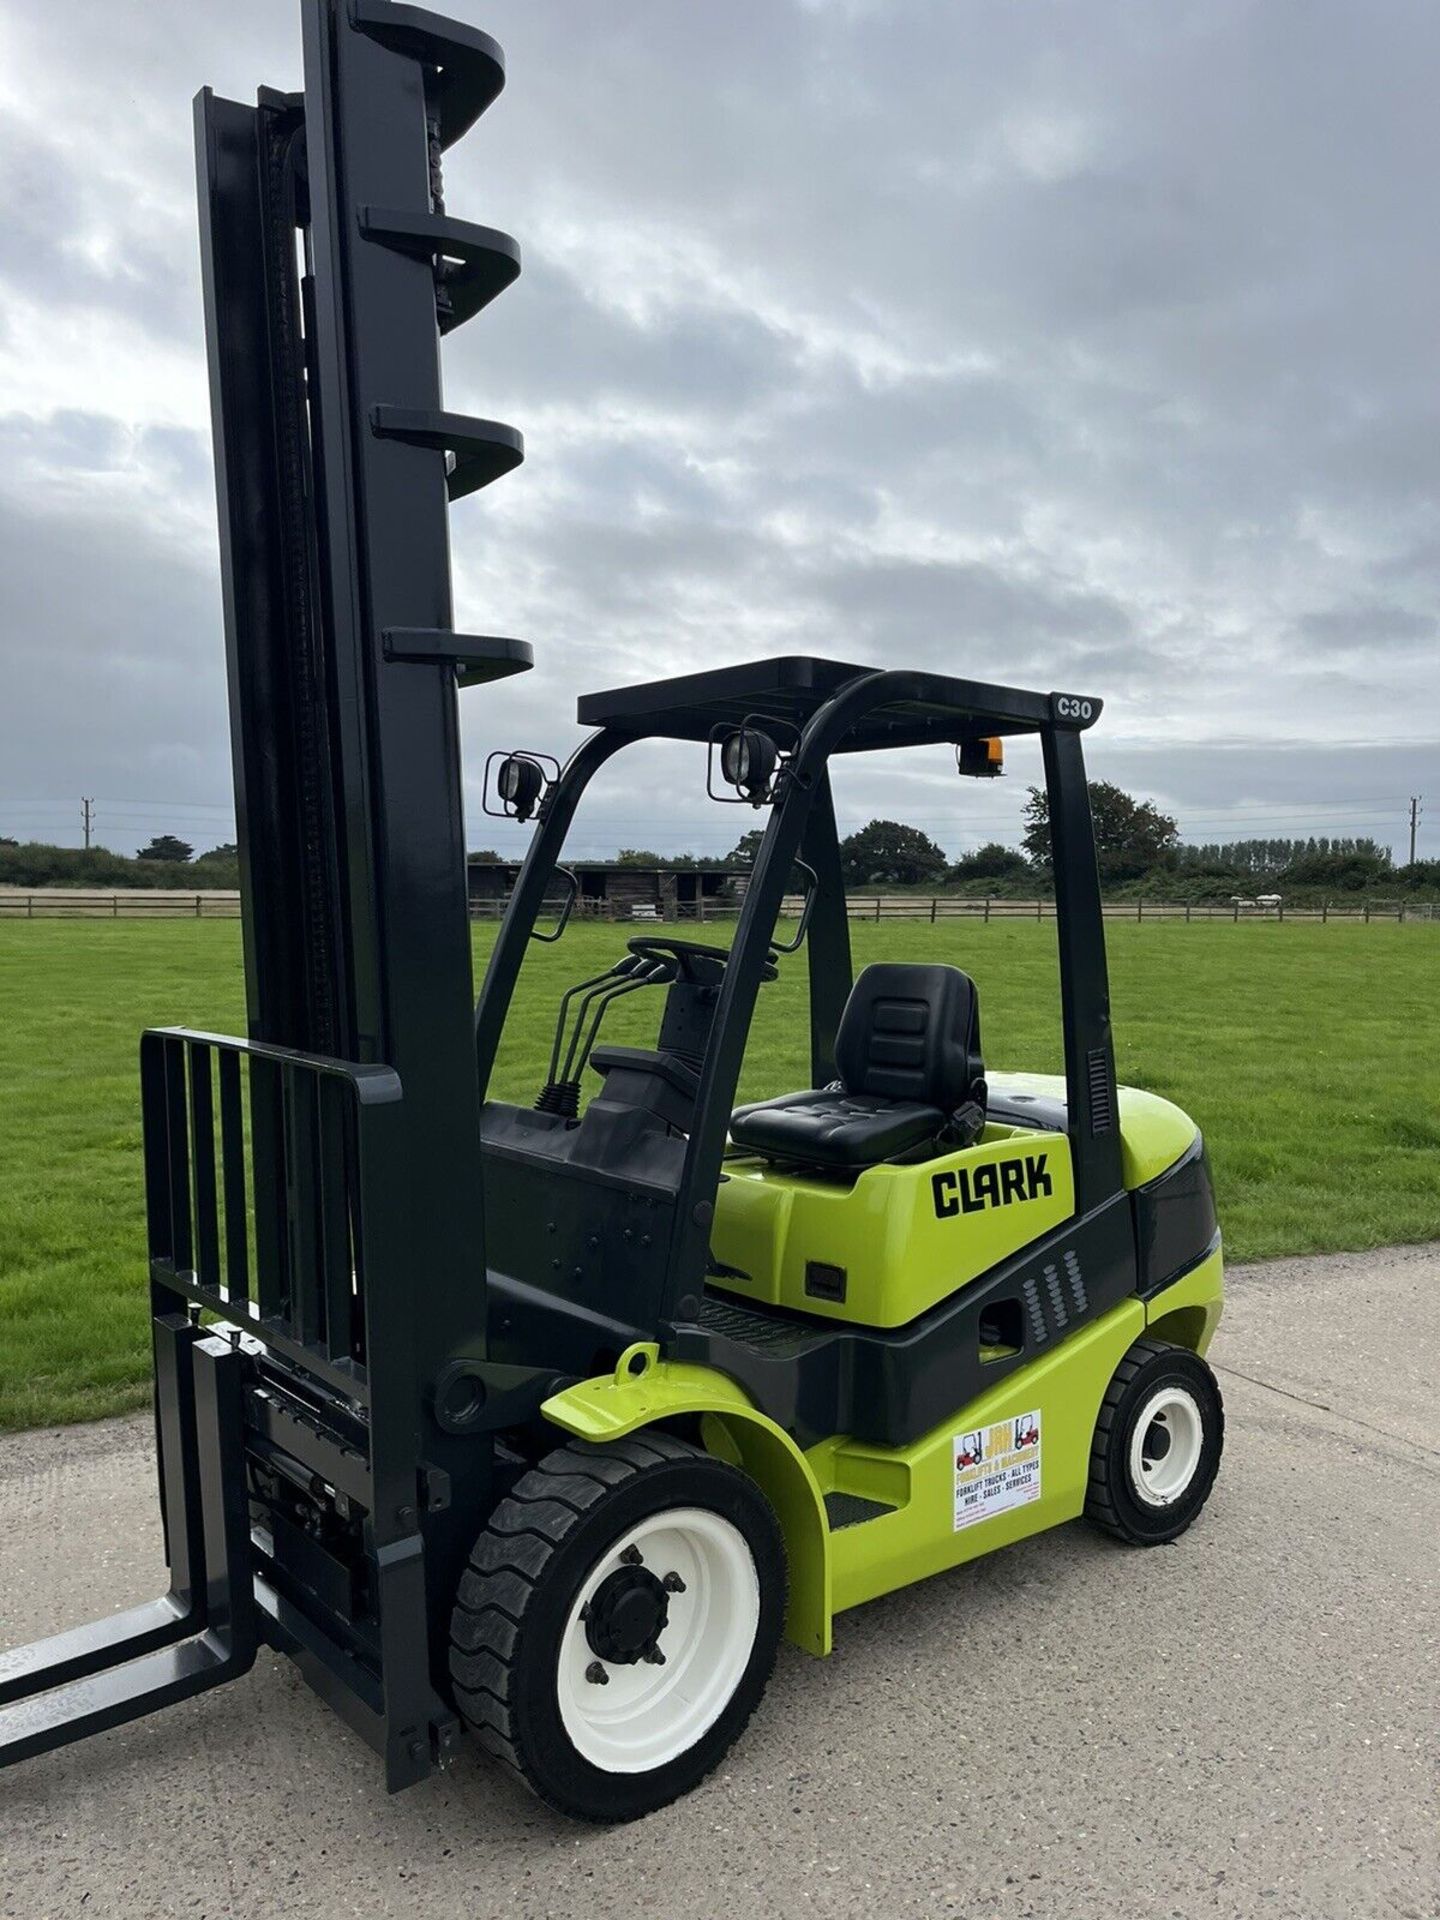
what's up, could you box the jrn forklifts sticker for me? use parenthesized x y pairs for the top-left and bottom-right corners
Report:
(953, 1411), (1042, 1531)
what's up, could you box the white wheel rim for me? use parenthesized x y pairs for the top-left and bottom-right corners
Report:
(556, 1506), (760, 1773)
(1128, 1385), (1205, 1507)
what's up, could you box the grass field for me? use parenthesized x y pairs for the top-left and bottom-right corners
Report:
(1, 918), (1436, 1430)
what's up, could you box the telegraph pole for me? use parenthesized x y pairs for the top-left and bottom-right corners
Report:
(81, 797), (95, 850)
(1408, 795), (1423, 865)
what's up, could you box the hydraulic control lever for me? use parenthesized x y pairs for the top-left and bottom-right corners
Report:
(535, 954), (676, 1117)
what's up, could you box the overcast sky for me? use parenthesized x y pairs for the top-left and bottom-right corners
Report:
(0, 0), (1435, 863)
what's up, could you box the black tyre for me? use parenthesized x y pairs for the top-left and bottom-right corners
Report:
(450, 1430), (787, 1822)
(1086, 1337), (1224, 1545)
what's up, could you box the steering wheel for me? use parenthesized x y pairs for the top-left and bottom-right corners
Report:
(626, 935), (778, 985)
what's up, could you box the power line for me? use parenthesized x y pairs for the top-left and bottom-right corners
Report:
(0, 797), (235, 814)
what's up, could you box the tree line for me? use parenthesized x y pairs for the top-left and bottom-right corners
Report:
(0, 837), (241, 890)
(763, 786), (1435, 898)
(5, 793), (1436, 899)
(496, 789), (1435, 898)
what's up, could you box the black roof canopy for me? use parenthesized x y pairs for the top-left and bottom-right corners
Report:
(575, 654), (1101, 751)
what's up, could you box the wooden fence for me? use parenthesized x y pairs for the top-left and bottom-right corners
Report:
(790, 895), (1436, 925)
(0, 888), (243, 918)
(1, 887), (1433, 924)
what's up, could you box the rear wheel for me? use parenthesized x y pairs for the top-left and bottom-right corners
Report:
(1086, 1337), (1224, 1545)
(450, 1430), (786, 1822)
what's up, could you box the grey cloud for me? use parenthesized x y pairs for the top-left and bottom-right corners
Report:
(0, 473), (228, 852)
(811, 557), (1135, 661)
(1298, 602), (1436, 650)
(1, 0), (1437, 865)
(0, 118), (191, 345)
(451, 261), (795, 419)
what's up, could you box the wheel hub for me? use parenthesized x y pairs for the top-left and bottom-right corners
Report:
(1128, 1384), (1205, 1507)
(557, 1505), (763, 1773)
(584, 1564), (670, 1666)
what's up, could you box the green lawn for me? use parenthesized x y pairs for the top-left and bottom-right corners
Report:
(1, 919), (1436, 1430)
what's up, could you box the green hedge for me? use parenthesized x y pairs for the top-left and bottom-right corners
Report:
(0, 843), (240, 890)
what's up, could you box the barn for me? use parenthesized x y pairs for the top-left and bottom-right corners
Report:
(466, 859), (740, 921)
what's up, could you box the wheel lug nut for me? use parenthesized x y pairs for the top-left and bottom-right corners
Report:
(662, 1571), (686, 1593)
(620, 1545), (643, 1566)
(585, 1661), (609, 1685)
(642, 1645), (666, 1665)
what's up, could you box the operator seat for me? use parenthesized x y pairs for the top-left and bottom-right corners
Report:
(730, 963), (986, 1172)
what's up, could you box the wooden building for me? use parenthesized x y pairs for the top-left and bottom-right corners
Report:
(466, 859), (740, 921)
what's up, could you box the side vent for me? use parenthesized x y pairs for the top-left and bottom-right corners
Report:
(1086, 1047), (1115, 1135)
(1063, 1248), (1088, 1315)
(1019, 1251), (1086, 1348)
(1019, 1273), (1049, 1347)
(1042, 1261), (1070, 1331)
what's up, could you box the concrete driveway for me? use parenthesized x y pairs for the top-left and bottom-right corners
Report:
(2, 1244), (1436, 1920)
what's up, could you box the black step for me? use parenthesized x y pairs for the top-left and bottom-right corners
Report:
(689, 1292), (828, 1358)
(823, 1492), (897, 1531)
(351, 0), (505, 147)
(370, 405), (524, 500)
(383, 629), (533, 686)
(360, 208), (520, 333)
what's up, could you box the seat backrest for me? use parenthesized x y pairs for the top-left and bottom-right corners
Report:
(834, 963), (984, 1112)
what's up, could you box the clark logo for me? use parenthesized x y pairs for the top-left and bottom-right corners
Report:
(932, 1155), (1052, 1219)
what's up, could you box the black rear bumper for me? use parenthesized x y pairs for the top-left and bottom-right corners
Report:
(1132, 1132), (1220, 1296)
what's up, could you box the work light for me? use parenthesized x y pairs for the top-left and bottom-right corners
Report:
(497, 753), (545, 820)
(719, 726), (779, 800)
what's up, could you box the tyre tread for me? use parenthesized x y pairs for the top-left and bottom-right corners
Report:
(1085, 1336), (1223, 1545)
(449, 1428), (783, 1821)
(450, 1433), (675, 1796)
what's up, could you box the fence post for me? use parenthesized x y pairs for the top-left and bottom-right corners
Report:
(1185, 902), (1191, 923)
(1137, 900), (1143, 923)
(984, 898), (991, 924)
(1233, 901), (1239, 923)
(1399, 901), (1405, 924)
(1037, 897), (1043, 922)
(1363, 902), (1370, 924)
(27, 894), (33, 920)
(930, 896), (937, 924)
(1278, 899), (1284, 922)
(875, 897), (881, 923)
(1322, 899), (1328, 924)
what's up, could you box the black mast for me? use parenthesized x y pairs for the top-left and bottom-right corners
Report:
(195, 0), (530, 1642)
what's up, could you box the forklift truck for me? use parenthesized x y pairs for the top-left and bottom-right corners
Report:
(0, 0), (1225, 1824)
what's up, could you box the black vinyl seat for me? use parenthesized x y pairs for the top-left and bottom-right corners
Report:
(730, 963), (986, 1171)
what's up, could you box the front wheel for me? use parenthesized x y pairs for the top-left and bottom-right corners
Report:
(450, 1430), (786, 1822)
(1086, 1337), (1224, 1545)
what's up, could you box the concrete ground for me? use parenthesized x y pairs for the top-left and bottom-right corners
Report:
(1, 1244), (1436, 1920)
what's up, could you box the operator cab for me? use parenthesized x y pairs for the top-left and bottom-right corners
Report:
(474, 654), (1110, 1362)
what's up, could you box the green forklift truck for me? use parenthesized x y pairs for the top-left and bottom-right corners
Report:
(0, 0), (1224, 1825)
